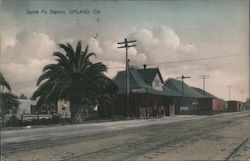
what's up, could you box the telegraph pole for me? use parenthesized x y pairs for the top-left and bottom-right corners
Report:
(177, 74), (191, 96)
(240, 90), (244, 102)
(228, 85), (231, 101)
(199, 75), (209, 95)
(118, 38), (136, 119)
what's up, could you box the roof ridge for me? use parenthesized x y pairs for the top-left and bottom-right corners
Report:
(164, 78), (205, 98)
(191, 87), (218, 98)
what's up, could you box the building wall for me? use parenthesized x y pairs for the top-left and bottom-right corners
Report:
(179, 98), (198, 114)
(31, 104), (57, 114)
(57, 100), (71, 116)
(167, 104), (175, 116)
(18, 99), (37, 114)
(152, 74), (163, 91)
(112, 94), (174, 119)
(198, 98), (212, 112)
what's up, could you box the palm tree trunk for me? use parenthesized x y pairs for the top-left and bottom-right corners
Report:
(1, 115), (4, 125)
(70, 102), (81, 123)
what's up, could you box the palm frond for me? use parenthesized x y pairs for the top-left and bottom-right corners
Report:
(75, 41), (82, 57)
(59, 43), (74, 61)
(53, 52), (70, 69)
(0, 72), (11, 91)
(0, 92), (19, 114)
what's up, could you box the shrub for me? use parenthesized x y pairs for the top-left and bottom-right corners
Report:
(4, 115), (22, 127)
(112, 115), (126, 120)
(85, 112), (100, 121)
(50, 115), (60, 124)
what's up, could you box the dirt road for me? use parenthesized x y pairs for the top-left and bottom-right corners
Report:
(2, 112), (250, 161)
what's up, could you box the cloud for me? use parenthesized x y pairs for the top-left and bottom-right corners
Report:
(103, 61), (125, 78)
(88, 37), (103, 55)
(88, 38), (147, 65)
(2, 30), (56, 96)
(152, 26), (180, 49)
(85, 26), (199, 81)
(1, 36), (17, 53)
(128, 25), (197, 64)
(3, 30), (56, 64)
(127, 47), (147, 64)
(1, 10), (19, 53)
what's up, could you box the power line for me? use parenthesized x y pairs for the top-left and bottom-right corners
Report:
(107, 53), (248, 69)
(146, 53), (248, 66)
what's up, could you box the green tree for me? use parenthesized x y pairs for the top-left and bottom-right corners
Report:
(0, 72), (19, 122)
(32, 41), (117, 122)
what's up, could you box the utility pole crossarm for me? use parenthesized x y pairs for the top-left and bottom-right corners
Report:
(117, 40), (136, 44)
(127, 44), (136, 47)
(118, 45), (136, 48)
(176, 74), (191, 97)
(177, 75), (191, 79)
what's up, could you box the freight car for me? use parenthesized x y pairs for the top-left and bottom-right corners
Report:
(197, 98), (224, 114)
(227, 101), (243, 112)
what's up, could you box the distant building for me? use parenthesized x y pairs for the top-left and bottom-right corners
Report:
(3, 98), (37, 121)
(18, 99), (37, 115)
(30, 99), (71, 117)
(30, 102), (56, 114)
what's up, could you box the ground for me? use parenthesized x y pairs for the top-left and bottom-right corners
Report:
(1, 112), (250, 161)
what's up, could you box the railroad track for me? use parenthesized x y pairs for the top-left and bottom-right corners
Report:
(225, 137), (249, 161)
(62, 118), (237, 161)
(2, 113), (249, 160)
(1, 115), (216, 154)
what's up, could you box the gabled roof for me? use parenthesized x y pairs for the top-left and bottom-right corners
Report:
(192, 87), (217, 99)
(164, 78), (205, 98)
(114, 68), (181, 97)
(114, 69), (146, 94)
(137, 68), (163, 84)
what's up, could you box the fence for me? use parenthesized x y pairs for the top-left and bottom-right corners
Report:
(2, 113), (71, 122)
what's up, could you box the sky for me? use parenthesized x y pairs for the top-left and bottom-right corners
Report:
(0, 0), (249, 101)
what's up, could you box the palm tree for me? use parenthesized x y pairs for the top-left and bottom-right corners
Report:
(0, 72), (19, 122)
(32, 41), (117, 122)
